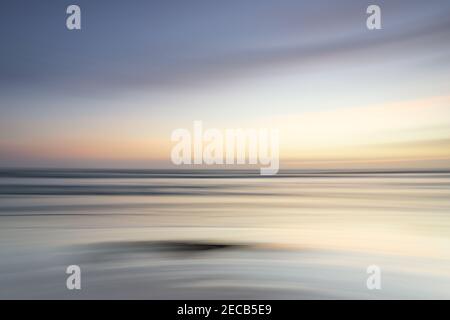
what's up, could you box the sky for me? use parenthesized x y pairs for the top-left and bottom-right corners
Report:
(1, 0), (450, 169)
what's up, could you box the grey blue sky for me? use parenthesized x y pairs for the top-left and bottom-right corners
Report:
(1, 1), (450, 168)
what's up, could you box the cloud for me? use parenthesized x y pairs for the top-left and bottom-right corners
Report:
(1, 0), (450, 94)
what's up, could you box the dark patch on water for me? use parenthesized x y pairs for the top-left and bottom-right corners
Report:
(72, 240), (252, 263)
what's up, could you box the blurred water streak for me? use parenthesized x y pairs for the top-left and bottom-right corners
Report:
(0, 169), (449, 299)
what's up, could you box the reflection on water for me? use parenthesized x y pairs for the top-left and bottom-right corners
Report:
(0, 169), (449, 299)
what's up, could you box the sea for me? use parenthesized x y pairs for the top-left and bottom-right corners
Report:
(0, 169), (449, 299)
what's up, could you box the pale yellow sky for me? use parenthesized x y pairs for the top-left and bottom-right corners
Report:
(3, 95), (449, 169)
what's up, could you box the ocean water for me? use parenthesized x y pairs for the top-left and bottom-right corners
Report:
(0, 169), (449, 299)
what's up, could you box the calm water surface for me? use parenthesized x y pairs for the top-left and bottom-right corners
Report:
(0, 169), (449, 299)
